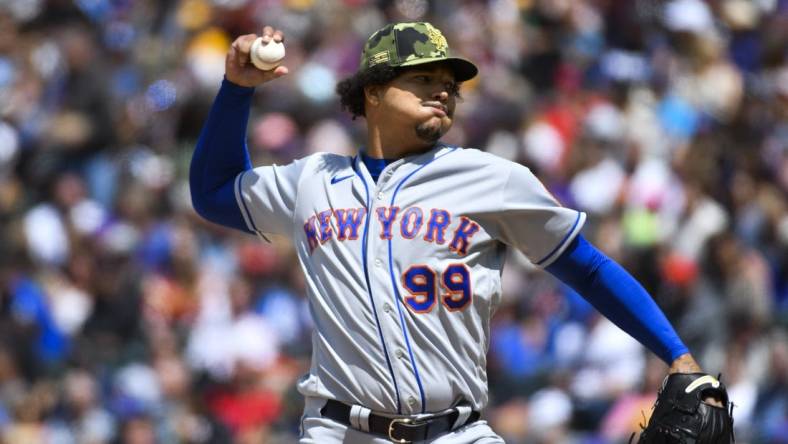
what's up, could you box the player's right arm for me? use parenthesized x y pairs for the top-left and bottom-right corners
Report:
(189, 27), (289, 233)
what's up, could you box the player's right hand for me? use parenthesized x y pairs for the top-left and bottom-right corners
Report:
(225, 26), (288, 88)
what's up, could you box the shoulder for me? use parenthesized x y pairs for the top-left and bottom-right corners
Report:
(287, 152), (357, 191)
(248, 152), (355, 186)
(440, 146), (551, 198)
(440, 145), (522, 174)
(280, 152), (354, 174)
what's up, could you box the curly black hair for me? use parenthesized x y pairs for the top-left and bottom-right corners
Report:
(335, 64), (402, 119)
(336, 64), (464, 119)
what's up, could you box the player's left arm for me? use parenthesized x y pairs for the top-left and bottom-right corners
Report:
(549, 237), (734, 441)
(492, 160), (723, 409)
(545, 234), (690, 366)
(545, 235), (722, 399)
(492, 160), (705, 372)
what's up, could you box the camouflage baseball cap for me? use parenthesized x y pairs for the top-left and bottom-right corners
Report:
(360, 22), (478, 82)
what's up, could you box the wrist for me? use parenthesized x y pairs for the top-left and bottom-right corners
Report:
(222, 76), (256, 94)
(669, 353), (703, 374)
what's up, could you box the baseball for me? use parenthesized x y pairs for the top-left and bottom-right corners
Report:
(249, 37), (285, 71)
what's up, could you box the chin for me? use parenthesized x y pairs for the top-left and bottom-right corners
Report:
(415, 120), (450, 143)
(415, 126), (442, 143)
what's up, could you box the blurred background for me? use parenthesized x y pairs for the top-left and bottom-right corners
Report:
(0, 0), (786, 442)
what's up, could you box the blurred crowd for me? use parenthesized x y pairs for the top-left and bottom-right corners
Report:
(0, 0), (786, 443)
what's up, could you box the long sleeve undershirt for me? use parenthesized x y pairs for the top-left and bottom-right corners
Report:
(189, 78), (255, 232)
(546, 235), (688, 364)
(190, 79), (688, 365)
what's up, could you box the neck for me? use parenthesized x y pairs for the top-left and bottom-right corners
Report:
(366, 123), (434, 159)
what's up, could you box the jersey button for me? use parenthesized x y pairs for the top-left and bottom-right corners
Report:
(376, 192), (384, 200)
(374, 259), (382, 267)
(407, 396), (417, 406)
(383, 303), (392, 313)
(395, 350), (405, 359)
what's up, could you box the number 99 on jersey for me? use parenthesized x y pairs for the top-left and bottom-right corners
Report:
(401, 263), (472, 313)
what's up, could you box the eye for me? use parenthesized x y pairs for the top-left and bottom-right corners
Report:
(413, 75), (431, 83)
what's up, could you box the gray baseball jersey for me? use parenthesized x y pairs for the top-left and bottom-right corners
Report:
(234, 143), (585, 415)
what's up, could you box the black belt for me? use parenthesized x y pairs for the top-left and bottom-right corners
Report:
(321, 399), (480, 443)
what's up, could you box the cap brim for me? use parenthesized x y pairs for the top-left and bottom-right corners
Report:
(399, 56), (478, 82)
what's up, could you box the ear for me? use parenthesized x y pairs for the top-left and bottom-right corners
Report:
(364, 85), (381, 107)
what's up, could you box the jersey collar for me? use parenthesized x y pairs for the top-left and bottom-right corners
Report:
(355, 143), (451, 174)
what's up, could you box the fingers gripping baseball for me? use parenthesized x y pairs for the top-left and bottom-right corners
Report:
(225, 26), (288, 88)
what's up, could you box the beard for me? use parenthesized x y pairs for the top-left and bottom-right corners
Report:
(414, 120), (446, 143)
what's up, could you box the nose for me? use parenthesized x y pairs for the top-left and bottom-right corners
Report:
(433, 90), (449, 102)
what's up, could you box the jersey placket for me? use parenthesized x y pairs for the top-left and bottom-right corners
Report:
(358, 157), (425, 415)
(371, 146), (462, 414)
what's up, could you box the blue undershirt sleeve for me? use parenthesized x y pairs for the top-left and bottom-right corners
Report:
(545, 234), (689, 364)
(189, 78), (255, 232)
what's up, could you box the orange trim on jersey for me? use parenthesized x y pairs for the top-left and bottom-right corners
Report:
(376, 206), (400, 240)
(401, 264), (436, 314)
(440, 263), (472, 311)
(448, 216), (480, 256)
(333, 207), (366, 241)
(400, 206), (424, 239)
(303, 215), (319, 254)
(423, 209), (451, 244)
(317, 210), (334, 244)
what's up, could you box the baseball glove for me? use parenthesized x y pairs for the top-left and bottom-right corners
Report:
(636, 372), (734, 444)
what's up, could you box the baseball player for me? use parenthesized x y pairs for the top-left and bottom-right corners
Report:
(190, 22), (733, 443)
